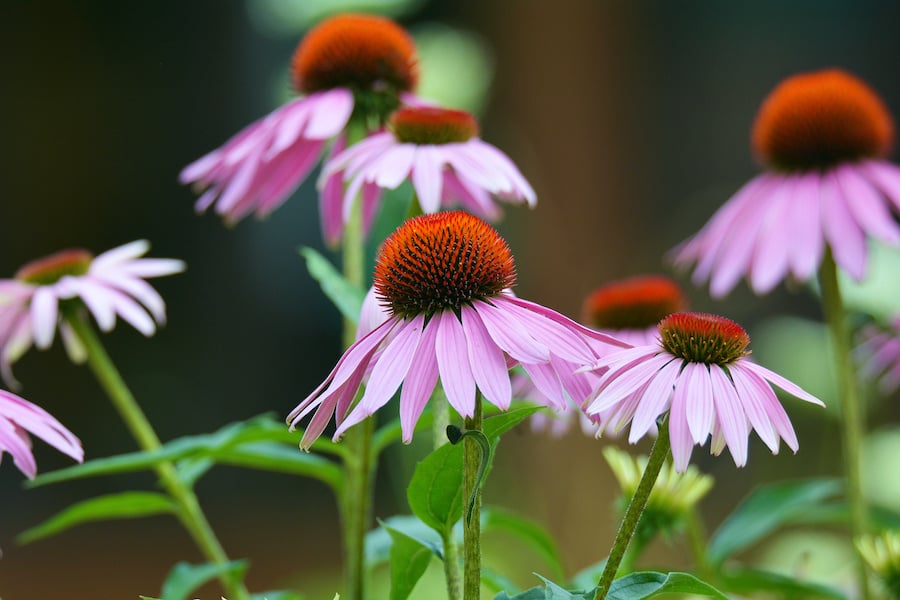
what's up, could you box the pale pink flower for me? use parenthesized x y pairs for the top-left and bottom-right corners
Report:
(857, 316), (900, 394)
(287, 212), (625, 448)
(673, 69), (900, 298)
(0, 390), (83, 479)
(320, 106), (536, 229)
(180, 14), (419, 239)
(585, 312), (823, 471)
(0, 241), (184, 386)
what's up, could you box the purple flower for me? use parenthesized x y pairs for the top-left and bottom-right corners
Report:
(0, 390), (82, 479)
(673, 69), (900, 297)
(585, 312), (823, 471)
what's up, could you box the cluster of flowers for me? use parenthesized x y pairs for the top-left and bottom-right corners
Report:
(5, 12), (900, 491)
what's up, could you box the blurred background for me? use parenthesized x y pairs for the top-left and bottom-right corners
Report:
(2, 0), (900, 597)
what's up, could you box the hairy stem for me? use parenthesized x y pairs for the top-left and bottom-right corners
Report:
(66, 312), (249, 600)
(463, 394), (484, 600)
(595, 417), (671, 600)
(433, 388), (463, 600)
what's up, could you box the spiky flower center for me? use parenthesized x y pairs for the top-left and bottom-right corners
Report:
(290, 14), (418, 95)
(16, 249), (93, 286)
(752, 69), (893, 171)
(374, 211), (516, 319)
(391, 107), (479, 145)
(659, 312), (749, 365)
(583, 275), (687, 330)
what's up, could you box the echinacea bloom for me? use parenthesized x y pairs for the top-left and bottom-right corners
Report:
(0, 390), (83, 479)
(673, 69), (900, 298)
(522, 275), (687, 437)
(320, 106), (536, 228)
(856, 316), (900, 394)
(584, 312), (823, 471)
(0, 241), (184, 386)
(582, 275), (688, 346)
(287, 211), (625, 448)
(179, 14), (419, 237)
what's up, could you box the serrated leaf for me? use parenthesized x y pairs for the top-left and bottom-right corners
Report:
(718, 567), (846, 599)
(482, 507), (565, 581)
(160, 559), (248, 600)
(18, 491), (176, 544)
(385, 524), (435, 600)
(407, 406), (541, 534)
(606, 571), (728, 599)
(300, 246), (366, 323)
(707, 478), (841, 565)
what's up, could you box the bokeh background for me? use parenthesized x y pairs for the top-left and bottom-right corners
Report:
(3, 1), (900, 598)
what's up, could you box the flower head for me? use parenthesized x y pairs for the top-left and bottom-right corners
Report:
(585, 312), (823, 471)
(0, 390), (83, 479)
(856, 315), (900, 394)
(857, 530), (900, 598)
(673, 69), (900, 297)
(180, 14), (419, 232)
(287, 212), (625, 448)
(320, 106), (536, 233)
(583, 275), (688, 346)
(0, 240), (184, 386)
(603, 446), (713, 533)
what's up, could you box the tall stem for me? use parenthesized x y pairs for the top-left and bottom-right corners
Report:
(65, 312), (249, 600)
(434, 388), (462, 600)
(463, 393), (484, 600)
(818, 250), (870, 600)
(594, 418), (671, 600)
(339, 187), (375, 600)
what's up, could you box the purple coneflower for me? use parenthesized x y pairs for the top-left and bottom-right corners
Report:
(674, 69), (900, 297)
(320, 106), (536, 225)
(0, 241), (184, 386)
(0, 390), (82, 478)
(180, 14), (419, 241)
(585, 312), (823, 471)
(857, 315), (900, 394)
(288, 211), (624, 448)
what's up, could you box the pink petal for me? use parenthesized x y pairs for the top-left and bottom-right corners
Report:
(461, 307), (512, 410)
(628, 357), (681, 443)
(399, 317), (440, 442)
(472, 300), (550, 363)
(411, 146), (445, 213)
(304, 88), (354, 138)
(836, 164), (900, 244)
(435, 311), (476, 417)
(743, 361), (824, 405)
(786, 173), (825, 280)
(738, 364), (799, 452)
(682, 362), (714, 445)
(729, 364), (779, 453)
(749, 176), (795, 294)
(821, 170), (867, 280)
(709, 366), (749, 467)
(668, 378), (695, 472)
(355, 316), (424, 416)
(31, 287), (59, 349)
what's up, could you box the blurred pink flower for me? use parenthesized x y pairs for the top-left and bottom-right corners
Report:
(0, 390), (82, 479)
(180, 14), (419, 238)
(0, 241), (184, 386)
(857, 316), (900, 394)
(287, 212), (624, 448)
(673, 69), (900, 298)
(320, 106), (536, 229)
(585, 312), (823, 471)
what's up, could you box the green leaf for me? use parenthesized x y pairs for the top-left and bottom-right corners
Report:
(789, 501), (900, 531)
(494, 587), (546, 600)
(707, 478), (841, 565)
(718, 567), (847, 599)
(176, 457), (215, 487)
(407, 406), (541, 534)
(214, 441), (343, 493)
(18, 491), (176, 544)
(495, 574), (593, 599)
(606, 571), (728, 599)
(160, 560), (248, 600)
(482, 506), (565, 581)
(570, 559), (607, 591)
(300, 246), (366, 323)
(385, 524), (435, 600)
(365, 515), (443, 569)
(29, 414), (343, 488)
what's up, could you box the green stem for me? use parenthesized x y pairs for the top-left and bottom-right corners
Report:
(65, 312), (249, 600)
(338, 186), (375, 600)
(818, 250), (871, 600)
(434, 388), (463, 600)
(463, 394), (484, 600)
(595, 418), (671, 600)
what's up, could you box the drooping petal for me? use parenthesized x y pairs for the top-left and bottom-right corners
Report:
(628, 357), (681, 443)
(435, 311), (476, 417)
(821, 170), (868, 280)
(472, 300), (549, 363)
(729, 364), (779, 453)
(399, 317), (440, 442)
(30, 287), (59, 349)
(681, 362), (714, 445)
(461, 307), (512, 410)
(708, 365), (749, 467)
(353, 316), (424, 417)
(411, 146), (445, 213)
